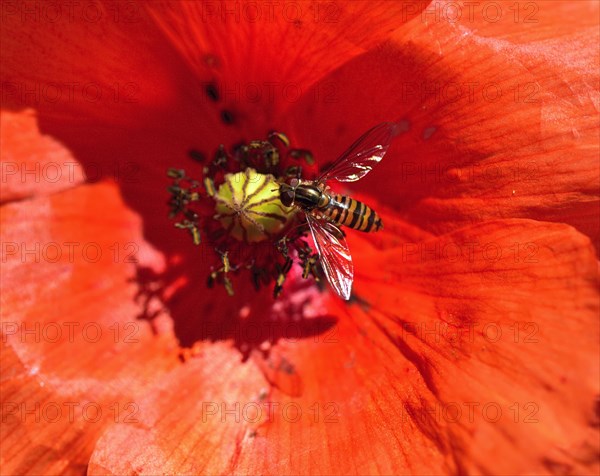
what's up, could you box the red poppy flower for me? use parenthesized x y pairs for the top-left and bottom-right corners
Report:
(1, 1), (599, 474)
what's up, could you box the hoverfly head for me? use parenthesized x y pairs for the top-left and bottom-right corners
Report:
(279, 178), (299, 207)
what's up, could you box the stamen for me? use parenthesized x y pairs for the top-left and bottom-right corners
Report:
(167, 130), (325, 297)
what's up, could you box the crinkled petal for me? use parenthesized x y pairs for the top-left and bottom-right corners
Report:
(0, 182), (179, 473)
(87, 219), (599, 475)
(436, 0), (600, 42)
(349, 219), (599, 474)
(0, 109), (85, 203)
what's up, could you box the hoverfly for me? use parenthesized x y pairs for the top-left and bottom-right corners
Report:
(279, 121), (404, 300)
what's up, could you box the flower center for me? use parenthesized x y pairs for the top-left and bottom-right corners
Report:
(167, 132), (320, 298)
(214, 168), (294, 243)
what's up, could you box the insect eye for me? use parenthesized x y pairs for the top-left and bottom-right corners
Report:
(280, 189), (295, 207)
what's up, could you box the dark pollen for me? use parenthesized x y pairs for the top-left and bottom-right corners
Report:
(188, 149), (206, 163)
(204, 83), (219, 102)
(220, 110), (235, 125)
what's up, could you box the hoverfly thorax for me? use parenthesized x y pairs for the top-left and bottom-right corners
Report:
(279, 178), (326, 211)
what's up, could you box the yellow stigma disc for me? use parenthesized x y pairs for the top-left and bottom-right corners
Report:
(214, 168), (294, 243)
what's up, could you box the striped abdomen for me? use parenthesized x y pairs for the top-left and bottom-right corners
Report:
(320, 193), (383, 232)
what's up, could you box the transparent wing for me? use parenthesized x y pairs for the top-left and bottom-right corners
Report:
(318, 121), (404, 183)
(306, 213), (353, 300)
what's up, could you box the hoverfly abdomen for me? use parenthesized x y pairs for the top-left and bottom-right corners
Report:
(320, 193), (383, 232)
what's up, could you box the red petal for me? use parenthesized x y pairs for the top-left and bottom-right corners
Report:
(0, 109), (85, 203)
(0, 0), (185, 125)
(144, 0), (429, 132)
(0, 182), (179, 473)
(442, 0), (600, 42)
(87, 219), (598, 474)
(87, 342), (265, 475)
(4, 3), (598, 472)
(350, 219), (599, 474)
(289, 2), (600, 246)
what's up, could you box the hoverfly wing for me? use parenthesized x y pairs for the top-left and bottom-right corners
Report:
(318, 121), (403, 183)
(306, 213), (353, 300)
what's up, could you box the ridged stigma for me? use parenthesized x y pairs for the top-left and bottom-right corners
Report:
(214, 168), (295, 242)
